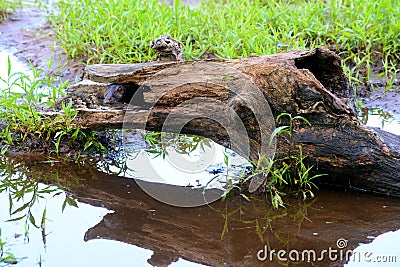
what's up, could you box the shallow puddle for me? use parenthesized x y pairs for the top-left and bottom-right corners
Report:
(99, 131), (251, 207)
(357, 84), (400, 135)
(1, 155), (400, 267)
(358, 106), (400, 135)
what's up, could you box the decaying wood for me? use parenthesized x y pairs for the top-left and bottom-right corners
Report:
(57, 47), (400, 197)
(85, 62), (178, 84)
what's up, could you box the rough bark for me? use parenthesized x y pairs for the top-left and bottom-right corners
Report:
(54, 47), (400, 197)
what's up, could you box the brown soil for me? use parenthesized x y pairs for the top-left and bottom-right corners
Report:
(0, 8), (85, 83)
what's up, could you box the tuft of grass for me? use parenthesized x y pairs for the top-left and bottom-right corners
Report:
(0, 0), (19, 23)
(0, 58), (105, 157)
(247, 113), (325, 208)
(218, 113), (325, 209)
(50, 0), (400, 89)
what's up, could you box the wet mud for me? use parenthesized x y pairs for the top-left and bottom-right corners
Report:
(0, 8), (85, 83)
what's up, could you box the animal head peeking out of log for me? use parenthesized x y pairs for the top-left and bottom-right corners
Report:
(150, 34), (183, 62)
(103, 83), (148, 106)
(104, 84), (126, 104)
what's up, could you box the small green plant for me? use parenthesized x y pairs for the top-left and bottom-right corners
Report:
(0, 229), (19, 265)
(247, 154), (287, 208)
(243, 113), (325, 208)
(295, 146), (325, 200)
(201, 113), (324, 208)
(380, 55), (400, 93)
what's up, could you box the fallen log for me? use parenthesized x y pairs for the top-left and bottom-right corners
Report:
(57, 47), (400, 197)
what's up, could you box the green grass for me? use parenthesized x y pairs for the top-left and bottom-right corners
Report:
(0, 0), (19, 22)
(0, 58), (105, 157)
(241, 113), (324, 208)
(50, 0), (399, 88)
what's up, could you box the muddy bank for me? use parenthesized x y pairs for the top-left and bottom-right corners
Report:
(0, 0), (201, 83)
(0, 8), (85, 83)
(358, 86), (400, 115)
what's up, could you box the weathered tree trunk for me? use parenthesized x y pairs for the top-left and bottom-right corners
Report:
(55, 47), (400, 197)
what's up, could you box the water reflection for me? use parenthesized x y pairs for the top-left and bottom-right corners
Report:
(346, 229), (400, 266)
(0, 155), (400, 266)
(359, 107), (400, 135)
(0, 48), (33, 90)
(98, 130), (251, 207)
(0, 156), (209, 267)
(106, 131), (250, 188)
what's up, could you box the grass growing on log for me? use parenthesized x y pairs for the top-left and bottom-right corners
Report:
(223, 113), (325, 209)
(50, 0), (400, 90)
